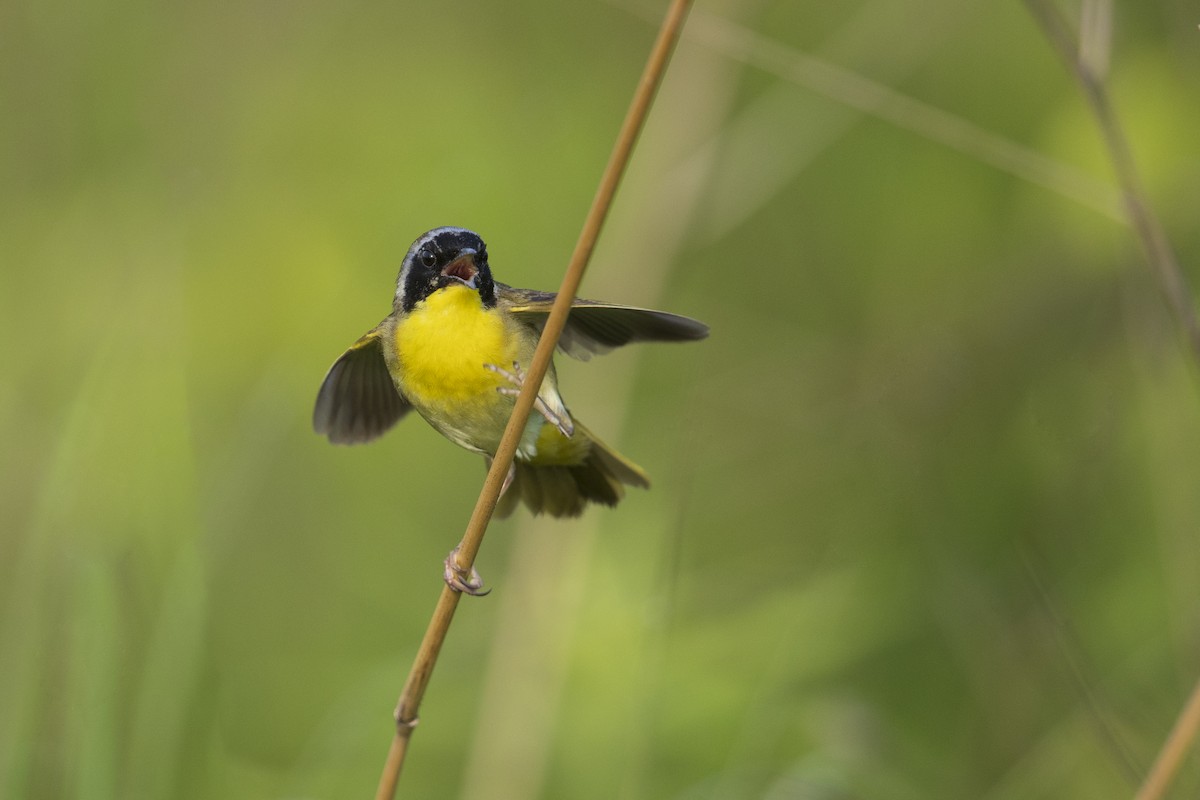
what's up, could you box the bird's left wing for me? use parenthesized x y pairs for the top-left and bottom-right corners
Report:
(313, 322), (412, 444)
(500, 286), (709, 361)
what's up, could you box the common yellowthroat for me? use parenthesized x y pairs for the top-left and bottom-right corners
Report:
(313, 226), (708, 519)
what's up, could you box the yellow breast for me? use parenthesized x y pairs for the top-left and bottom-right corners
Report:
(393, 285), (516, 409)
(391, 284), (585, 461)
(393, 286), (539, 455)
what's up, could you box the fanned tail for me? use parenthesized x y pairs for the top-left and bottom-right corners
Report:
(493, 422), (650, 518)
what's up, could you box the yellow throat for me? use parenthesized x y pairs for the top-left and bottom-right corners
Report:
(391, 283), (587, 464)
(393, 284), (514, 410)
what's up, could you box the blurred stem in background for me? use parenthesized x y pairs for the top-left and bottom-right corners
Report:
(457, 13), (743, 792)
(377, 0), (694, 794)
(1024, 0), (1200, 359)
(4, 0), (1200, 797)
(1022, 1), (1200, 796)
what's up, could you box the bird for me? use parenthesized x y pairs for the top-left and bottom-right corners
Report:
(313, 225), (708, 528)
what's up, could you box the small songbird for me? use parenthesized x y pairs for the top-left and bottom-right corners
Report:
(314, 226), (708, 521)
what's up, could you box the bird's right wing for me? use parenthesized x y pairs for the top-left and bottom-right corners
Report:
(313, 322), (412, 444)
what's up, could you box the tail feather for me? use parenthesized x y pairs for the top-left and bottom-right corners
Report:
(492, 423), (650, 518)
(583, 424), (650, 490)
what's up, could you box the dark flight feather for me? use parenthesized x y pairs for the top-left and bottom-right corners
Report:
(499, 285), (709, 361)
(313, 324), (411, 444)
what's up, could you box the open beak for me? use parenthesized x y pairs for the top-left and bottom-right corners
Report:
(441, 249), (479, 289)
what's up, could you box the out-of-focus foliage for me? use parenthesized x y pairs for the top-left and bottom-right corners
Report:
(3, 0), (1200, 797)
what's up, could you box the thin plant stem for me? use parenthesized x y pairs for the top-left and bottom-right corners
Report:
(1023, 0), (1200, 359)
(372, 1), (693, 797)
(1136, 679), (1200, 800)
(679, 5), (1124, 221)
(1018, 544), (1142, 786)
(1023, 2), (1200, 798)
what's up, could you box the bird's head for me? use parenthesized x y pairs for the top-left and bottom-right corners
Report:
(395, 227), (496, 312)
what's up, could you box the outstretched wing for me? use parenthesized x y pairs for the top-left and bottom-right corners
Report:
(499, 286), (709, 361)
(313, 323), (412, 444)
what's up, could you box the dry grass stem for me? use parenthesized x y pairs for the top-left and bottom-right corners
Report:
(372, 1), (694, 797)
(1019, 546), (1142, 786)
(683, 6), (1125, 221)
(1135, 679), (1200, 800)
(1024, 0), (1200, 359)
(1023, 2), (1200, 798)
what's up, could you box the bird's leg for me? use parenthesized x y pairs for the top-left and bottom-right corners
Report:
(443, 459), (513, 596)
(443, 544), (490, 596)
(484, 361), (573, 437)
(485, 456), (517, 497)
(501, 461), (515, 495)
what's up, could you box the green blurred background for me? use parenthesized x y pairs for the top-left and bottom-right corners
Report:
(4, 0), (1200, 797)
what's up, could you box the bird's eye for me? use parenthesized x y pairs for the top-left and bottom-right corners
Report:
(419, 248), (437, 268)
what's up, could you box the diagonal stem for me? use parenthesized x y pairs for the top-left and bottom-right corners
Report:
(373, 1), (693, 797)
(1023, 2), (1200, 799)
(1135, 678), (1200, 800)
(1023, 0), (1200, 359)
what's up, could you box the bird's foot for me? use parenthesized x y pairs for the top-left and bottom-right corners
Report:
(443, 544), (490, 596)
(484, 361), (574, 437)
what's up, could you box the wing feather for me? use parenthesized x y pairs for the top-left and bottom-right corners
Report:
(313, 323), (411, 444)
(500, 285), (708, 361)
